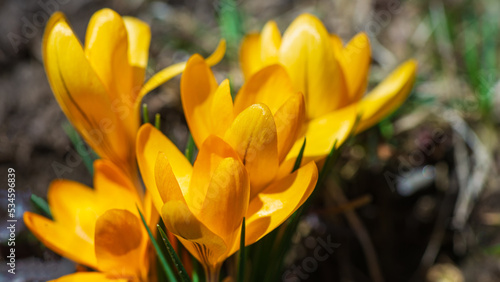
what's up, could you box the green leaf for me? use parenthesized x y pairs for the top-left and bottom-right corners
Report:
(217, 0), (243, 59)
(291, 138), (306, 173)
(191, 257), (204, 282)
(184, 133), (197, 165)
(136, 206), (178, 282)
(143, 103), (150, 124)
(62, 122), (97, 175)
(157, 225), (191, 282)
(237, 217), (246, 282)
(155, 113), (161, 130)
(30, 194), (52, 219)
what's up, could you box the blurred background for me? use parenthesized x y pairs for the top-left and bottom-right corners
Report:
(1, 0), (500, 281)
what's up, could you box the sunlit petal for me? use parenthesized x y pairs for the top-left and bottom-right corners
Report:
(245, 162), (318, 246)
(197, 157), (249, 246)
(274, 92), (306, 162)
(338, 32), (371, 103)
(259, 21), (281, 66)
(43, 16), (130, 168)
(138, 40), (226, 99)
(277, 108), (356, 178)
(224, 104), (279, 196)
(94, 209), (145, 278)
(279, 13), (347, 119)
(23, 212), (97, 269)
(136, 124), (192, 212)
(180, 54), (220, 147)
(239, 33), (262, 79)
(210, 79), (234, 137)
(47, 180), (99, 243)
(93, 160), (142, 214)
(161, 201), (227, 267)
(234, 64), (296, 115)
(356, 59), (418, 132)
(84, 9), (132, 104)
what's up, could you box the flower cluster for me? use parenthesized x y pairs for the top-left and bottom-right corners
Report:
(24, 8), (417, 282)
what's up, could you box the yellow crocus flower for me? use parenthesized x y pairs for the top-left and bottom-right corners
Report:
(180, 55), (340, 191)
(136, 124), (318, 281)
(43, 9), (225, 183)
(239, 13), (417, 162)
(23, 160), (157, 281)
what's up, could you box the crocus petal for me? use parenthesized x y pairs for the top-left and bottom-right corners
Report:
(192, 137), (250, 245)
(210, 79), (234, 137)
(244, 162), (318, 247)
(224, 104), (279, 197)
(259, 21), (281, 67)
(43, 15), (130, 168)
(138, 39), (226, 99)
(50, 272), (127, 282)
(94, 209), (145, 278)
(93, 160), (142, 214)
(47, 180), (100, 243)
(136, 124), (192, 213)
(84, 9), (132, 104)
(234, 64), (296, 115)
(154, 151), (217, 264)
(180, 54), (219, 143)
(356, 59), (418, 132)
(239, 21), (281, 80)
(330, 34), (343, 51)
(198, 157), (249, 246)
(155, 154), (227, 267)
(338, 32), (371, 103)
(23, 212), (97, 268)
(123, 16), (152, 140)
(186, 135), (241, 212)
(42, 12), (66, 64)
(279, 13), (347, 119)
(161, 202), (227, 267)
(276, 108), (356, 178)
(297, 107), (356, 158)
(273, 92), (306, 162)
(123, 17), (151, 70)
(155, 152), (187, 203)
(239, 33), (262, 79)
(181, 55), (234, 147)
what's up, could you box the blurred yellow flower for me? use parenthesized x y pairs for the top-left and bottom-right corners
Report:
(43, 8), (225, 183)
(136, 124), (318, 281)
(23, 160), (157, 281)
(240, 13), (417, 163)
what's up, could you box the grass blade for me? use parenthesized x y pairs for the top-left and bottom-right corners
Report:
(62, 122), (97, 175)
(237, 217), (246, 282)
(184, 133), (197, 164)
(137, 206), (177, 282)
(155, 113), (161, 129)
(157, 225), (191, 282)
(217, 0), (243, 59)
(291, 138), (306, 173)
(30, 194), (52, 219)
(143, 103), (150, 124)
